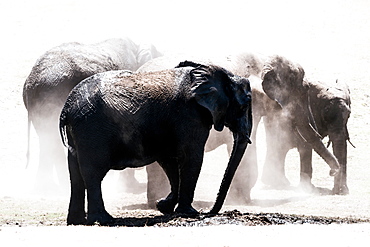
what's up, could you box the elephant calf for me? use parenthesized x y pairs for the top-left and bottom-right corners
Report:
(59, 61), (252, 225)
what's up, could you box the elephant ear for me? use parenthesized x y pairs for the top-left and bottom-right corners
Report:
(190, 65), (229, 131)
(136, 44), (163, 68)
(262, 69), (284, 108)
(262, 60), (305, 108)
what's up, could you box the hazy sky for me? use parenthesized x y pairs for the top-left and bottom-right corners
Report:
(2, 0), (366, 52)
(1, 0), (369, 80)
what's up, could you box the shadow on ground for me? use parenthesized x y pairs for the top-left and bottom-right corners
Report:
(106, 210), (370, 227)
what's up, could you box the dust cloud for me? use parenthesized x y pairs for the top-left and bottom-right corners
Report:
(0, 0), (370, 220)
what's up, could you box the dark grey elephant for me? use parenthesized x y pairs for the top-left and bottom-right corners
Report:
(261, 55), (342, 189)
(261, 75), (352, 194)
(59, 61), (252, 225)
(23, 38), (162, 191)
(137, 53), (263, 207)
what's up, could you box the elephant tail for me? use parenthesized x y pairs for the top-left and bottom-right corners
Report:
(59, 107), (77, 156)
(59, 109), (68, 148)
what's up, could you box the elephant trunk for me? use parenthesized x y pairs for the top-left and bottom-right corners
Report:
(210, 133), (250, 214)
(331, 131), (349, 194)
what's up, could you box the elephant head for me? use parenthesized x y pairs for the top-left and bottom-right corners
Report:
(261, 55), (340, 177)
(176, 61), (253, 214)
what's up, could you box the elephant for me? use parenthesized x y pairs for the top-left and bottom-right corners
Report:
(261, 55), (342, 190)
(261, 76), (352, 194)
(59, 61), (253, 225)
(227, 53), (351, 195)
(22, 38), (162, 191)
(137, 53), (263, 207)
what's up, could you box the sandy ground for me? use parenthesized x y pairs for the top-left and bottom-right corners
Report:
(1, 0), (370, 245)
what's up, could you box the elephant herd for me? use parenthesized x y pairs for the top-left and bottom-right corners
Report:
(22, 38), (352, 225)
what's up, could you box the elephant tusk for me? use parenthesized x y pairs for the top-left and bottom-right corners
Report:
(246, 135), (252, 144)
(237, 133), (252, 144)
(348, 138), (356, 148)
(326, 140), (332, 148)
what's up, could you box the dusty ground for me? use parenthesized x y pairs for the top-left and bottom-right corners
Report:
(1, 0), (370, 245)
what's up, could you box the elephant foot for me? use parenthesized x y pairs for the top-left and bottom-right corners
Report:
(119, 170), (146, 194)
(175, 205), (199, 215)
(298, 180), (316, 193)
(298, 173), (316, 193)
(67, 211), (86, 225)
(86, 210), (114, 225)
(262, 174), (290, 189)
(332, 184), (349, 195)
(156, 198), (176, 214)
(147, 199), (157, 209)
(226, 188), (251, 205)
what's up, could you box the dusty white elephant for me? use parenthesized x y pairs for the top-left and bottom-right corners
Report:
(23, 38), (162, 192)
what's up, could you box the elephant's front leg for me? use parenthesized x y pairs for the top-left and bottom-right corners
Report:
(297, 141), (315, 192)
(261, 117), (291, 187)
(175, 151), (203, 215)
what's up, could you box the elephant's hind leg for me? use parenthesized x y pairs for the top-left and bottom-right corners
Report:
(67, 151), (86, 225)
(82, 164), (113, 225)
(146, 162), (170, 209)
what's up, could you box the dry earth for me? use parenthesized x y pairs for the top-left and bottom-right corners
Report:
(1, 0), (370, 245)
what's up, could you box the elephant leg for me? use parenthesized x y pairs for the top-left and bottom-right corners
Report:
(262, 144), (290, 188)
(83, 166), (112, 225)
(261, 116), (291, 188)
(37, 135), (56, 186)
(297, 141), (315, 192)
(156, 160), (180, 214)
(227, 153), (257, 204)
(146, 162), (170, 209)
(67, 151), (86, 225)
(51, 131), (69, 189)
(35, 122), (69, 193)
(175, 152), (203, 215)
(118, 168), (145, 194)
